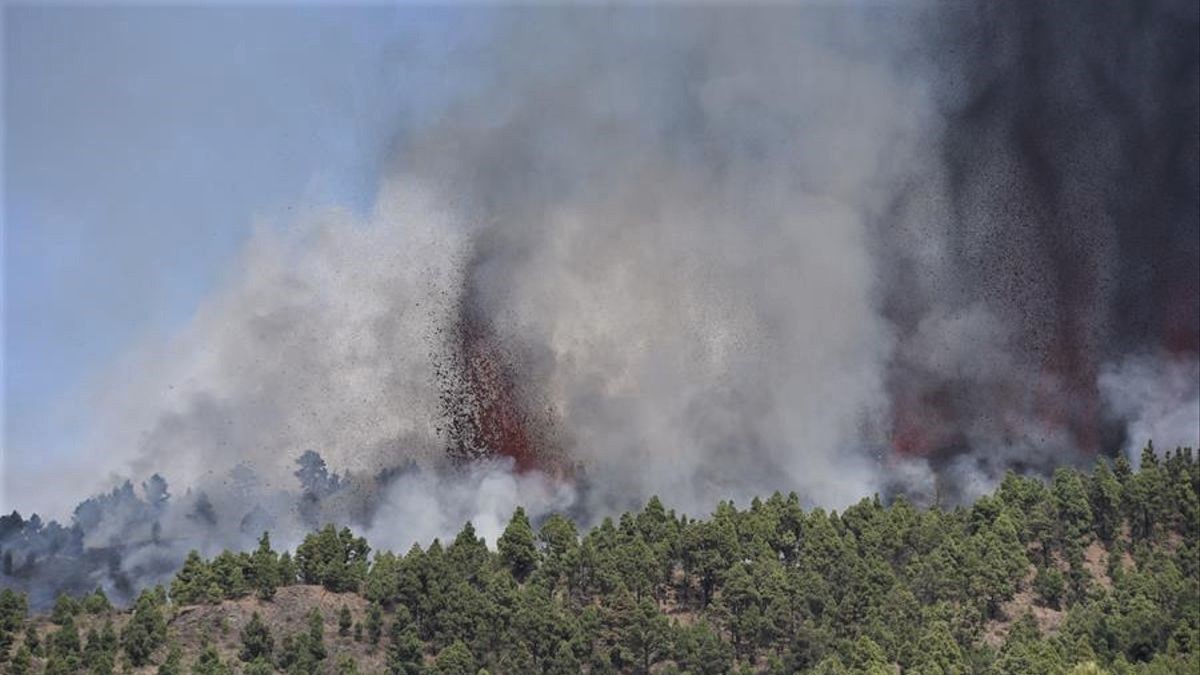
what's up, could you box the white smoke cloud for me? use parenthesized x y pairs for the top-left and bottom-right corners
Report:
(51, 8), (938, 527)
(85, 182), (469, 492)
(1100, 354), (1200, 467)
(393, 8), (936, 515)
(366, 459), (576, 553)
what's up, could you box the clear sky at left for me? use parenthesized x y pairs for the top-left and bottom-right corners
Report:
(2, 5), (478, 511)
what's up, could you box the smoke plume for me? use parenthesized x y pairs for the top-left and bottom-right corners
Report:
(3, 3), (1196, 607)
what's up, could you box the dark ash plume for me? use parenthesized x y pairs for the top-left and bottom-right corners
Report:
(877, 1), (1198, 497)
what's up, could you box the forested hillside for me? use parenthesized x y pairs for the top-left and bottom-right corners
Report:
(1, 446), (1197, 675)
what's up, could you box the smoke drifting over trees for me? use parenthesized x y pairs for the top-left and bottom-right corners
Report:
(4, 3), (1197, 606)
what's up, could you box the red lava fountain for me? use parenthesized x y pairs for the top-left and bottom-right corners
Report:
(438, 309), (565, 477)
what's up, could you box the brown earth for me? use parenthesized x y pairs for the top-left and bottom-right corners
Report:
(20, 586), (389, 675)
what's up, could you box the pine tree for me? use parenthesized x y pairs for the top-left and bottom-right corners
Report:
(8, 645), (31, 675)
(251, 532), (280, 601)
(210, 551), (250, 600)
(83, 588), (111, 615)
(122, 590), (167, 667)
(674, 621), (731, 675)
(387, 622), (423, 675)
(365, 603), (383, 646)
(295, 525), (370, 592)
(171, 551), (213, 605)
(909, 620), (966, 675)
(364, 552), (399, 605)
(277, 551), (298, 586)
(43, 654), (70, 675)
(22, 624), (39, 657)
(88, 651), (114, 675)
(335, 655), (359, 675)
(969, 512), (1029, 617)
(1053, 467), (1094, 545)
(545, 641), (581, 675)
(616, 535), (659, 603)
(430, 640), (475, 675)
(83, 627), (101, 661)
(809, 655), (849, 675)
(624, 598), (669, 675)
(498, 507), (539, 582)
(239, 612), (274, 663)
(844, 635), (891, 675)
(192, 645), (232, 675)
(538, 514), (580, 589)
(1033, 566), (1066, 609)
(1089, 461), (1123, 542)
(338, 606), (352, 638)
(276, 635), (299, 672)
(447, 522), (489, 584)
(52, 616), (81, 658)
(305, 609), (326, 663)
(50, 594), (78, 626)
(716, 562), (760, 658)
(0, 590), (25, 661)
(100, 620), (117, 655)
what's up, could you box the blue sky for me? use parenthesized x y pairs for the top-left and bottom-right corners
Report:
(3, 5), (479, 510)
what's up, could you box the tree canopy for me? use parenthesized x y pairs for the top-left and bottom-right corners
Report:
(2, 445), (1197, 675)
